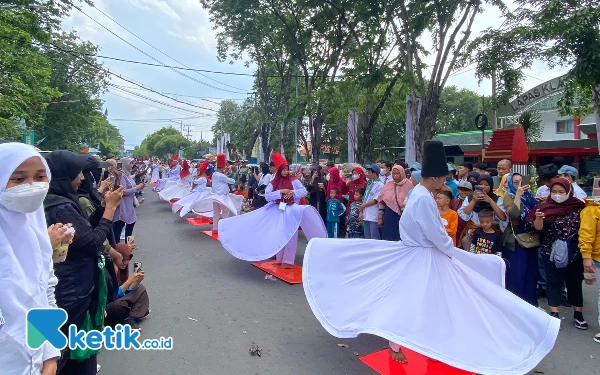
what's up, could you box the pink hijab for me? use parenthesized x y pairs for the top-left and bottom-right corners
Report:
(378, 165), (412, 215)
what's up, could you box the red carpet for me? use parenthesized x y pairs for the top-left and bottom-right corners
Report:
(251, 260), (302, 284)
(360, 349), (474, 375)
(201, 230), (219, 240)
(185, 217), (212, 226)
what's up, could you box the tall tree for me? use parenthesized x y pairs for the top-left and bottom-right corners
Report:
(389, 0), (504, 161)
(138, 127), (189, 158)
(474, 1), (600, 152)
(437, 86), (492, 134)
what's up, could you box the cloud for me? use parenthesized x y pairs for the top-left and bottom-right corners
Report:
(127, 0), (181, 21)
(167, 28), (216, 54)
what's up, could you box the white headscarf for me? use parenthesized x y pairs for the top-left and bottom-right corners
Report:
(0, 143), (58, 361)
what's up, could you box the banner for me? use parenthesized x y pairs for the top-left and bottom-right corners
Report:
(347, 110), (358, 164)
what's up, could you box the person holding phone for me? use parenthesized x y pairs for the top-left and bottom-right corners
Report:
(113, 158), (144, 244)
(502, 173), (541, 306)
(458, 174), (508, 250)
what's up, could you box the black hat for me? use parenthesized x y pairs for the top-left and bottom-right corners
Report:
(421, 140), (448, 178)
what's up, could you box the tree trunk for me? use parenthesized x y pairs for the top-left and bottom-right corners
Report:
(594, 86), (600, 155)
(414, 92), (442, 162)
(261, 123), (272, 161)
(310, 111), (326, 164)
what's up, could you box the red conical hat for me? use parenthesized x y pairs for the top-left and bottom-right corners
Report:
(217, 153), (226, 169)
(198, 161), (209, 172)
(172, 153), (179, 161)
(271, 152), (287, 169)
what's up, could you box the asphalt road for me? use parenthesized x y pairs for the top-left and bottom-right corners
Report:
(98, 189), (599, 375)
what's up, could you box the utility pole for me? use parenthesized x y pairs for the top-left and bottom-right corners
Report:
(492, 69), (497, 130)
(184, 125), (192, 141)
(294, 73), (299, 164)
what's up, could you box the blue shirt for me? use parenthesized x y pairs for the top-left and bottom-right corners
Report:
(445, 179), (459, 198)
(326, 199), (346, 223)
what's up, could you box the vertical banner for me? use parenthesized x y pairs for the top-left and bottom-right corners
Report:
(347, 110), (358, 164)
(216, 138), (222, 154)
(405, 95), (421, 165)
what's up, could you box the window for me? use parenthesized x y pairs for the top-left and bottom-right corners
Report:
(556, 120), (574, 134)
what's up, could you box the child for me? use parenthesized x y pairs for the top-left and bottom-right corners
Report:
(326, 188), (346, 238)
(470, 209), (503, 255)
(436, 190), (458, 246)
(234, 185), (248, 200)
(347, 188), (365, 238)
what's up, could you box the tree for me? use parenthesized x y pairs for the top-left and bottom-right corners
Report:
(473, 1), (600, 151)
(389, 0), (504, 161)
(212, 99), (261, 160)
(519, 109), (542, 148)
(137, 127), (188, 158)
(0, 3), (60, 138)
(183, 140), (213, 160)
(437, 86), (492, 134)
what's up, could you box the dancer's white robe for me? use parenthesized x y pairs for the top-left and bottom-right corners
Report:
(171, 176), (212, 217)
(218, 179), (327, 261)
(303, 184), (559, 375)
(191, 172), (243, 221)
(158, 174), (193, 201)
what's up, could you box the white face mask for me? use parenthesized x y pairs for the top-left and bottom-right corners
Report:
(380, 169), (387, 176)
(352, 174), (359, 181)
(0, 182), (49, 213)
(551, 194), (568, 204)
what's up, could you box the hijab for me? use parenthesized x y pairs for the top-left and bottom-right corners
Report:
(351, 167), (367, 185)
(412, 170), (422, 183)
(114, 243), (133, 286)
(0, 143), (55, 357)
(180, 160), (191, 179)
(378, 165), (412, 215)
(507, 172), (538, 220)
(271, 164), (296, 205)
(467, 171), (480, 182)
(106, 159), (117, 174)
(121, 157), (134, 176)
(44, 150), (89, 216)
(467, 175), (498, 213)
(78, 156), (104, 211)
(326, 167), (345, 199)
(494, 173), (509, 199)
(526, 177), (585, 222)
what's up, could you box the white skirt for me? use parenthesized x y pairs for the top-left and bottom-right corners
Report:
(218, 203), (326, 261)
(158, 182), (192, 201)
(192, 192), (244, 217)
(302, 239), (560, 375)
(171, 188), (213, 217)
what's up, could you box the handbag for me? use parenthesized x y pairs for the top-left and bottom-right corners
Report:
(550, 222), (579, 268)
(510, 220), (540, 248)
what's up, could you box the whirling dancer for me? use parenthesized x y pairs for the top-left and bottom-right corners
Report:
(158, 160), (193, 202)
(302, 141), (559, 375)
(192, 153), (243, 234)
(219, 152), (326, 269)
(153, 155), (181, 192)
(172, 161), (212, 217)
(149, 157), (160, 184)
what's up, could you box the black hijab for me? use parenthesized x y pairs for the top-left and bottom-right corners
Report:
(468, 174), (499, 213)
(78, 156), (104, 212)
(43, 150), (89, 216)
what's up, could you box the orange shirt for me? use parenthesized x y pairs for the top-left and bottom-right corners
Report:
(234, 190), (247, 199)
(439, 209), (459, 246)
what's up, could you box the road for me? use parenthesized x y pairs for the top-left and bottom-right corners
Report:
(98, 189), (599, 375)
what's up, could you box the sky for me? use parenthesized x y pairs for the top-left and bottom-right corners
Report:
(60, 0), (568, 150)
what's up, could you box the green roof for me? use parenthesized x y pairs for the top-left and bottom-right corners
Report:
(433, 129), (493, 146)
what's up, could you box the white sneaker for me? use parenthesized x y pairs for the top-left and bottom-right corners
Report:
(97, 364), (102, 373)
(594, 333), (600, 344)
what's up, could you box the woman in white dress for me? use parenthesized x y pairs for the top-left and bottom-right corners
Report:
(218, 152), (327, 268)
(302, 141), (559, 375)
(158, 160), (193, 202)
(172, 161), (212, 217)
(149, 158), (160, 184)
(153, 158), (181, 192)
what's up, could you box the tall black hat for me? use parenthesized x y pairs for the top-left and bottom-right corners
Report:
(421, 140), (448, 178)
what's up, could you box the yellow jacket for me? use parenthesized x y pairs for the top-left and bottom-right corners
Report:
(579, 198), (600, 262)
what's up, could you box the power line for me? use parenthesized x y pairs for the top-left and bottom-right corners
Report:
(64, 0), (249, 94)
(109, 84), (219, 113)
(110, 85), (248, 100)
(106, 91), (215, 117)
(108, 116), (209, 122)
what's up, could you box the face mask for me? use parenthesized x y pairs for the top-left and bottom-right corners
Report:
(352, 174), (359, 181)
(0, 182), (49, 213)
(380, 169), (387, 176)
(551, 194), (568, 204)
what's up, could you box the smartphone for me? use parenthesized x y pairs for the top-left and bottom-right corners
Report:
(521, 176), (531, 186)
(109, 176), (116, 186)
(126, 236), (134, 245)
(133, 262), (142, 272)
(475, 185), (484, 191)
(117, 162), (123, 169)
